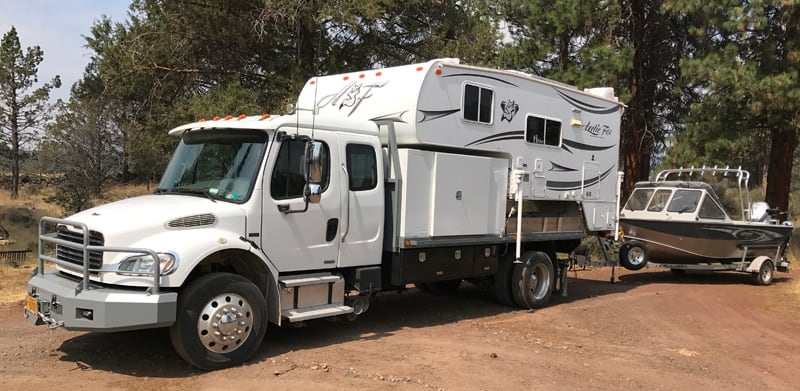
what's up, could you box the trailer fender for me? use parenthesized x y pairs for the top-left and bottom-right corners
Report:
(745, 256), (773, 273)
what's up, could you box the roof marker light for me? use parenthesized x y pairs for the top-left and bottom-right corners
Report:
(376, 71), (382, 77)
(225, 115), (233, 120)
(260, 113), (271, 120)
(310, 80), (316, 85)
(416, 66), (423, 71)
(359, 73), (365, 78)
(343, 76), (349, 81)
(198, 118), (206, 122)
(237, 114), (247, 120)
(435, 69), (442, 75)
(212, 116), (221, 121)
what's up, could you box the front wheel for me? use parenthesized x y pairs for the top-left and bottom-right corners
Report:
(170, 273), (268, 370)
(619, 242), (648, 271)
(752, 260), (774, 286)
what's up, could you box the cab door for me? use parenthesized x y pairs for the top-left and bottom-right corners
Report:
(261, 131), (341, 272)
(336, 133), (384, 268)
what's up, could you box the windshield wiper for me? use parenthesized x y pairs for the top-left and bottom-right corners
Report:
(165, 187), (217, 202)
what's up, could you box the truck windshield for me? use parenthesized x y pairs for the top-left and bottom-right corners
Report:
(157, 129), (268, 202)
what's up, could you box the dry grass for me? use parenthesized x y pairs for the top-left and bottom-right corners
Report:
(0, 264), (35, 304)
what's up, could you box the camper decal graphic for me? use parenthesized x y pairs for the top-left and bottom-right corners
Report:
(316, 80), (388, 116)
(546, 166), (615, 191)
(560, 138), (615, 153)
(418, 109), (461, 123)
(500, 100), (519, 122)
(464, 130), (524, 147)
(554, 89), (620, 115)
(549, 162), (578, 172)
(582, 121), (613, 137)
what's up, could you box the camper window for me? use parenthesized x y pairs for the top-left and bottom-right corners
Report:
(525, 115), (562, 147)
(463, 83), (493, 124)
(346, 144), (377, 191)
(271, 139), (330, 200)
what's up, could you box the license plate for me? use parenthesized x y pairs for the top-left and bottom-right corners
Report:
(25, 295), (39, 317)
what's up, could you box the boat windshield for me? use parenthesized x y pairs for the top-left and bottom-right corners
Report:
(156, 129), (269, 202)
(624, 189), (653, 211)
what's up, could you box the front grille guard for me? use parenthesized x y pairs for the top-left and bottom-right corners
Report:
(37, 216), (162, 295)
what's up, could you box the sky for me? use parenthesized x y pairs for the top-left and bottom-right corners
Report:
(0, 0), (132, 102)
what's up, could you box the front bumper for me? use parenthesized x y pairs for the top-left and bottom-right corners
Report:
(25, 269), (177, 332)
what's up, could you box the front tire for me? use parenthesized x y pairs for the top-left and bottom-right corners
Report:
(170, 273), (268, 370)
(511, 251), (555, 309)
(753, 260), (774, 286)
(619, 242), (648, 271)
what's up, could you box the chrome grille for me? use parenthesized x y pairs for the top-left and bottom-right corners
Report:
(167, 213), (217, 228)
(56, 227), (104, 271)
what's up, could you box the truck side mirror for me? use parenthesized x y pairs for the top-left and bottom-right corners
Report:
(305, 141), (324, 204)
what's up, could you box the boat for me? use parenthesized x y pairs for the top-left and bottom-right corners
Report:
(617, 167), (793, 284)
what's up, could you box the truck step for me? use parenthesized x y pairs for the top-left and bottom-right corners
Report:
(280, 274), (341, 288)
(282, 304), (354, 323)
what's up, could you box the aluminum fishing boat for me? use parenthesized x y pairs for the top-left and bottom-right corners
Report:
(617, 167), (793, 284)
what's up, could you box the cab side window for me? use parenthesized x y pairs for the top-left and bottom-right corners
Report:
(346, 144), (377, 191)
(271, 140), (330, 199)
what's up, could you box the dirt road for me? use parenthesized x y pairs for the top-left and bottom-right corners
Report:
(1, 267), (799, 390)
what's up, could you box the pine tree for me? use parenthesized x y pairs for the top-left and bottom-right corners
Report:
(0, 26), (61, 199)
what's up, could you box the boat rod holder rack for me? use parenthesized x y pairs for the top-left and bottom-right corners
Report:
(655, 165), (749, 187)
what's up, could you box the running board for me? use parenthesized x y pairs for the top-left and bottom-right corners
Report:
(279, 273), (348, 323)
(282, 305), (354, 322)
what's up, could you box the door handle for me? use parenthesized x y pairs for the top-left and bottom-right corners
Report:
(326, 218), (339, 242)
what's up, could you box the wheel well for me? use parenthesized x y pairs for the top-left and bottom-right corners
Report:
(184, 249), (280, 324)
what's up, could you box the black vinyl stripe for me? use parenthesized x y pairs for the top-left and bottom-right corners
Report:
(555, 90), (620, 114)
(561, 138), (615, 151)
(464, 130), (524, 147)
(443, 73), (518, 87)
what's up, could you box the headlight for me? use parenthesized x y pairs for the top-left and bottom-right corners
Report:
(117, 252), (178, 276)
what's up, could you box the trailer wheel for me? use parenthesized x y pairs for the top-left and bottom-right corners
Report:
(170, 273), (267, 370)
(619, 242), (648, 271)
(493, 251), (516, 307)
(511, 251), (554, 309)
(752, 260), (774, 286)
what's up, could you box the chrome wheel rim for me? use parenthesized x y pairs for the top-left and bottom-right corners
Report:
(528, 262), (551, 300)
(197, 293), (254, 353)
(760, 265), (772, 283)
(628, 247), (645, 265)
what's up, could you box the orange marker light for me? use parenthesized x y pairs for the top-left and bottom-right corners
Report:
(237, 114), (247, 120)
(416, 66), (423, 71)
(376, 71), (382, 77)
(310, 80), (316, 85)
(225, 115), (233, 120)
(260, 113), (271, 120)
(212, 116), (221, 121)
(404, 239), (411, 246)
(198, 118), (206, 122)
(435, 69), (442, 75)
(359, 73), (365, 78)
(343, 76), (349, 81)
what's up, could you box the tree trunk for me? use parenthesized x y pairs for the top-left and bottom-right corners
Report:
(621, 0), (652, 198)
(764, 127), (797, 213)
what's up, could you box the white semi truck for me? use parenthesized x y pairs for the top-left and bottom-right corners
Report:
(25, 59), (623, 369)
